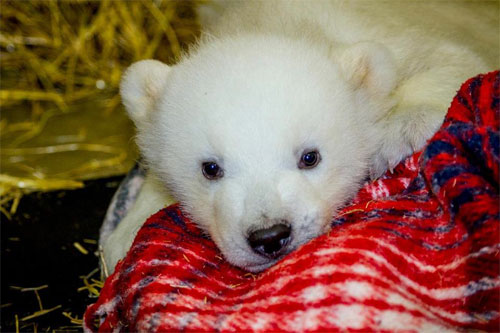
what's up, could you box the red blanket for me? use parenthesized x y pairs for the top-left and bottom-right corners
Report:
(84, 71), (499, 332)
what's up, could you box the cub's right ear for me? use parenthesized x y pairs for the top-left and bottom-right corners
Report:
(120, 59), (171, 127)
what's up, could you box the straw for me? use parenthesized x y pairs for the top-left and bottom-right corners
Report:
(0, 0), (201, 212)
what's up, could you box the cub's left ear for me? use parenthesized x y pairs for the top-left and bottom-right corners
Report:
(120, 59), (171, 127)
(338, 42), (397, 98)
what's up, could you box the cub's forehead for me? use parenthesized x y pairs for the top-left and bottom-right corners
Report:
(157, 95), (311, 160)
(158, 46), (348, 125)
(156, 76), (338, 157)
(160, 36), (349, 116)
(153, 37), (355, 158)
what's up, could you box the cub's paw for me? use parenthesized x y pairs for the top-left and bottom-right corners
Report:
(370, 105), (444, 179)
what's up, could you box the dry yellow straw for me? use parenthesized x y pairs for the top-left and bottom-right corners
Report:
(78, 267), (104, 297)
(73, 242), (89, 255)
(0, 0), (201, 212)
(10, 285), (63, 323)
(62, 312), (83, 325)
(20, 305), (62, 321)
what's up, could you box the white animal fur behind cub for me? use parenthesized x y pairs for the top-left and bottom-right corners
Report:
(103, 1), (499, 273)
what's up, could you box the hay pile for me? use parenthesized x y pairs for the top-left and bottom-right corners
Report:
(0, 0), (201, 216)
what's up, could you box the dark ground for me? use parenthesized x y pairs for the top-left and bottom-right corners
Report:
(1, 176), (123, 332)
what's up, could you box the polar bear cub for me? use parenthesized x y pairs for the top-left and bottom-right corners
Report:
(103, 1), (498, 273)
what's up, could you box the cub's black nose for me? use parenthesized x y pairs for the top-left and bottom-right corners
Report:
(248, 223), (291, 258)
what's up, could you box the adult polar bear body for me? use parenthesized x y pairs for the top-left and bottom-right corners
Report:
(103, 1), (499, 273)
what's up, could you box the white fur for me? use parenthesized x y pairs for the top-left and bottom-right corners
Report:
(104, 0), (498, 273)
(102, 173), (174, 272)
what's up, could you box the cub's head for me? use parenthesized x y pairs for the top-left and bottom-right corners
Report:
(121, 36), (395, 271)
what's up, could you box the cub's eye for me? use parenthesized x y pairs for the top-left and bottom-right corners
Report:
(298, 150), (321, 169)
(202, 162), (223, 180)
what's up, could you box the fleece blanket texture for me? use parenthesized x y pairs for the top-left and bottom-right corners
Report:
(84, 71), (500, 332)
